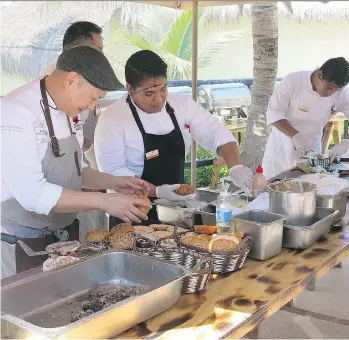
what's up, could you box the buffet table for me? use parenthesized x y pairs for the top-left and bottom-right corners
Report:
(2, 171), (349, 339)
(117, 223), (349, 339)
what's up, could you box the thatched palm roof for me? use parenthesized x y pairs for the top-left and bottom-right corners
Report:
(1, 1), (121, 79)
(1, 1), (348, 80)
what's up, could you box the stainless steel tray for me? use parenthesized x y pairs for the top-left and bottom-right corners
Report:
(231, 210), (286, 260)
(316, 189), (347, 223)
(283, 207), (339, 250)
(1, 250), (190, 339)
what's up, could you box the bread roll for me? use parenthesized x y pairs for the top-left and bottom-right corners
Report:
(175, 184), (195, 196)
(85, 229), (111, 243)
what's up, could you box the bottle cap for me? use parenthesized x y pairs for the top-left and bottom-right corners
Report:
(256, 165), (263, 174)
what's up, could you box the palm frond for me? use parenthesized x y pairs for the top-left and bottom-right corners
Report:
(197, 30), (243, 70)
(1, 1), (122, 79)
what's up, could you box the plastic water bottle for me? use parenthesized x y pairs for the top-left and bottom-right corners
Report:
(216, 191), (233, 234)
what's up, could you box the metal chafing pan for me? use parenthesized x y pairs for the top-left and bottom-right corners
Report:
(1, 250), (190, 339)
(282, 207), (339, 250)
(231, 210), (287, 260)
(316, 189), (347, 223)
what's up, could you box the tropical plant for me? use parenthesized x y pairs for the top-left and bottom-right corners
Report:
(112, 7), (242, 80)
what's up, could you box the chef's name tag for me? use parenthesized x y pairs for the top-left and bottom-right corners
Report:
(146, 149), (159, 160)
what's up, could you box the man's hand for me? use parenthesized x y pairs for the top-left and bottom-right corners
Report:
(103, 193), (150, 224)
(293, 133), (313, 157)
(328, 139), (349, 162)
(229, 165), (253, 194)
(156, 184), (196, 201)
(112, 176), (150, 195)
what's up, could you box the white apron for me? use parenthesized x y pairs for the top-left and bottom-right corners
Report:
(263, 90), (333, 179)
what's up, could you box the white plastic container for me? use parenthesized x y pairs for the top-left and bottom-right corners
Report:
(216, 191), (234, 233)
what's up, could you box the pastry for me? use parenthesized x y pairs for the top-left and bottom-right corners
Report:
(85, 229), (111, 243)
(109, 232), (135, 250)
(194, 225), (217, 235)
(45, 241), (80, 255)
(134, 194), (151, 215)
(150, 224), (170, 231)
(197, 234), (212, 241)
(43, 256), (79, 271)
(209, 235), (240, 252)
(133, 226), (154, 233)
(175, 184), (195, 196)
(151, 230), (173, 240)
(181, 235), (209, 250)
(111, 225), (135, 234)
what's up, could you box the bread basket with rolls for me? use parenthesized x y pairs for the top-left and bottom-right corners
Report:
(174, 223), (253, 274)
(133, 235), (213, 294)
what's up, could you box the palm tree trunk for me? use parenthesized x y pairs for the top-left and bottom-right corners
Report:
(240, 2), (278, 173)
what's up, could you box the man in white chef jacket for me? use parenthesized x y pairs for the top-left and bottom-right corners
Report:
(40, 21), (107, 237)
(94, 50), (254, 224)
(40, 21), (103, 168)
(262, 57), (349, 179)
(1, 46), (150, 278)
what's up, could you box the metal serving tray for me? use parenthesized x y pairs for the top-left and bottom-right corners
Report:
(283, 207), (339, 250)
(231, 210), (286, 260)
(1, 250), (190, 339)
(316, 189), (347, 223)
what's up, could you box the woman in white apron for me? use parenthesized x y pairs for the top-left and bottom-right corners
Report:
(1, 46), (150, 278)
(262, 57), (349, 180)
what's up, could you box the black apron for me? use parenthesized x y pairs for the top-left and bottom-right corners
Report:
(110, 95), (186, 227)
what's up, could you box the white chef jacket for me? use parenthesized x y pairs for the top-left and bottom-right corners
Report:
(262, 71), (349, 179)
(1, 80), (87, 216)
(94, 93), (236, 177)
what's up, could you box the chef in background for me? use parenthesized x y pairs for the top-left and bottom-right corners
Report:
(262, 57), (349, 179)
(1, 47), (150, 278)
(94, 50), (254, 224)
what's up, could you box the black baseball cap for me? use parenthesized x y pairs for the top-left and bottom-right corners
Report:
(56, 46), (123, 91)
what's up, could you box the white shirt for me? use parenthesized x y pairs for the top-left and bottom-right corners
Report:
(262, 70), (349, 179)
(1, 80), (87, 215)
(94, 93), (236, 177)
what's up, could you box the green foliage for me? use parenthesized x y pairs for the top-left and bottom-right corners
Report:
(112, 7), (241, 80)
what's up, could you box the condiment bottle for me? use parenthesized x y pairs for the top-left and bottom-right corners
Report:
(252, 165), (268, 197)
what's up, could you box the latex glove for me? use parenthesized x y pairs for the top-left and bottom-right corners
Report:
(229, 165), (253, 194)
(328, 139), (349, 162)
(293, 133), (313, 157)
(156, 184), (196, 201)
